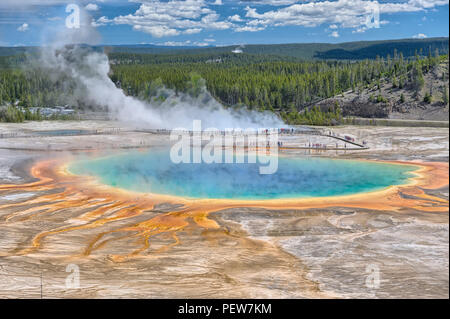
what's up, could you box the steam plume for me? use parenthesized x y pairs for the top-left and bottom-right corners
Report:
(33, 5), (284, 129)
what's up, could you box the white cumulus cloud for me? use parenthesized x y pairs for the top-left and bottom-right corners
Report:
(17, 23), (29, 32)
(99, 0), (234, 38)
(229, 14), (244, 22)
(413, 33), (428, 38)
(89, 0), (449, 37)
(85, 3), (100, 11)
(330, 30), (339, 37)
(242, 0), (449, 33)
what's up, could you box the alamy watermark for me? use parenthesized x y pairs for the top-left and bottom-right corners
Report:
(169, 120), (279, 175)
(65, 4), (80, 29)
(365, 1), (380, 29)
(65, 264), (80, 289)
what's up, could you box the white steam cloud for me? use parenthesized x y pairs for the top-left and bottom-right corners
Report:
(33, 7), (283, 129)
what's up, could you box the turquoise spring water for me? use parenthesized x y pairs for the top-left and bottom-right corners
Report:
(68, 149), (417, 200)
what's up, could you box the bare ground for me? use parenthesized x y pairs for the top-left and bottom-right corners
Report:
(0, 121), (448, 298)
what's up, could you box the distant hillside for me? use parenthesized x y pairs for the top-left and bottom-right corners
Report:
(0, 46), (39, 57)
(312, 38), (449, 60)
(108, 37), (450, 60)
(0, 37), (448, 60)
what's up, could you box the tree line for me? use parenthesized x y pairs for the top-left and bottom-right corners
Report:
(0, 49), (446, 124)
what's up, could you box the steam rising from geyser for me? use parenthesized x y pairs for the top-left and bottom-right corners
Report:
(38, 45), (283, 129)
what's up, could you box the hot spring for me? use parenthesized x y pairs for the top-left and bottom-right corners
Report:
(67, 149), (418, 200)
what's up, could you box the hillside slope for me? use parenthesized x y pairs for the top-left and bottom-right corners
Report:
(317, 58), (449, 121)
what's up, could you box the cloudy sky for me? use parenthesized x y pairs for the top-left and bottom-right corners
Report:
(0, 0), (448, 46)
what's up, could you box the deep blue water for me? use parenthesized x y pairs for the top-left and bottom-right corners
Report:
(68, 149), (417, 200)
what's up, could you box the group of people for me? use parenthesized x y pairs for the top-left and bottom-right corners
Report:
(309, 143), (328, 149)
